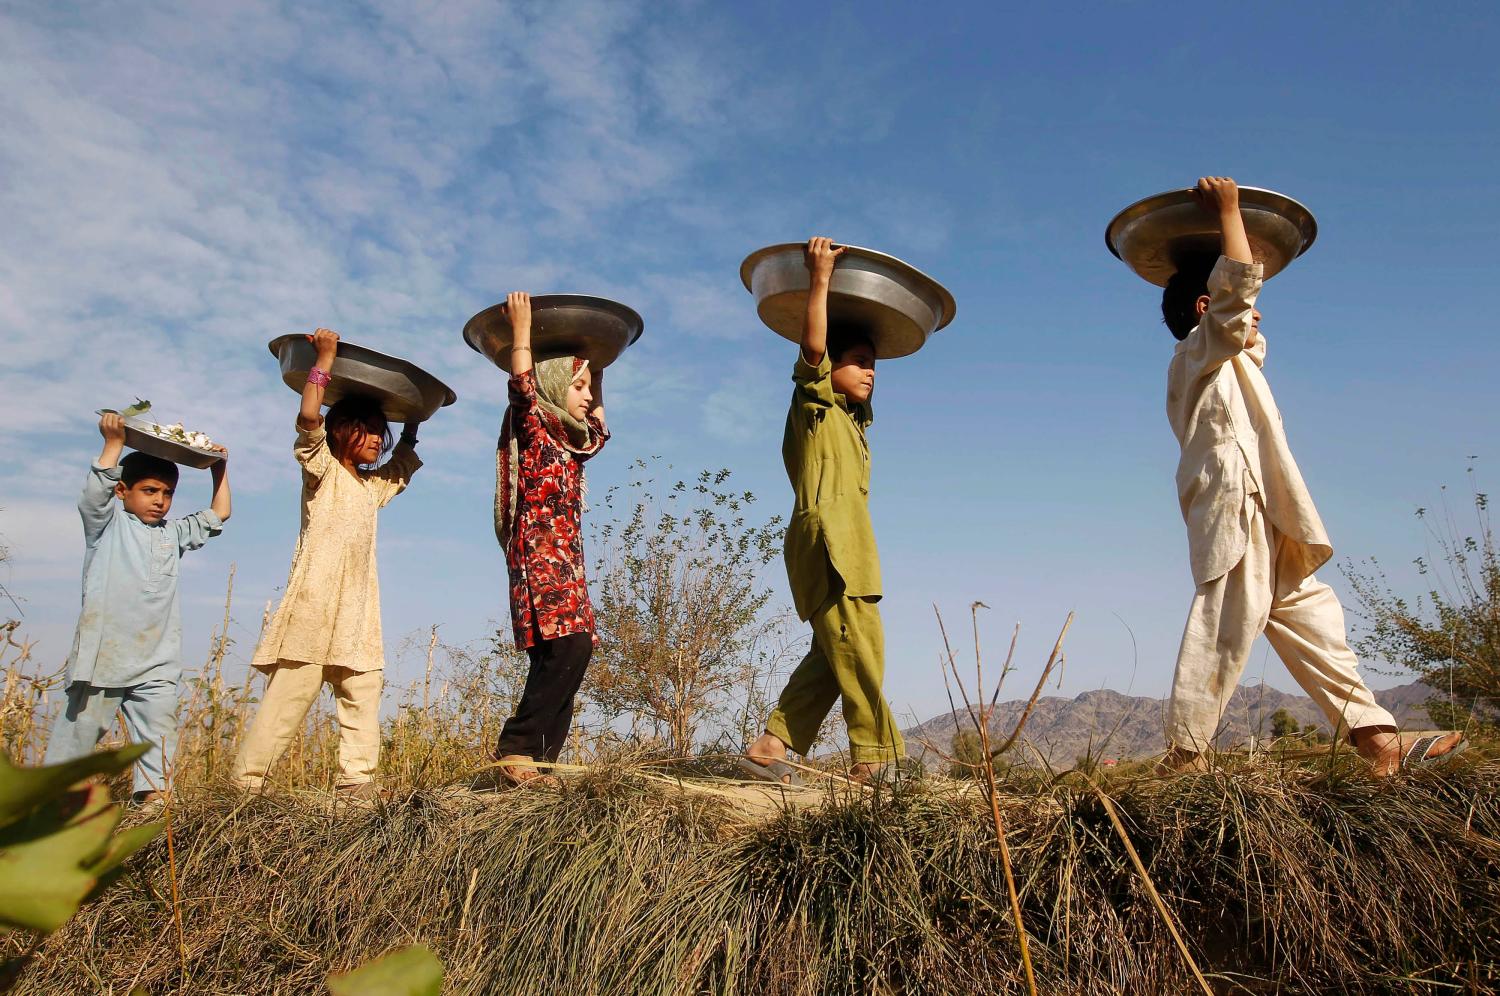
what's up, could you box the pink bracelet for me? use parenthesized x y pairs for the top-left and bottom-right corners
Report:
(307, 366), (331, 387)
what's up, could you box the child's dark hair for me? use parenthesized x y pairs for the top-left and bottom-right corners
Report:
(1160, 256), (1217, 341)
(828, 325), (876, 362)
(325, 396), (392, 465)
(120, 452), (179, 488)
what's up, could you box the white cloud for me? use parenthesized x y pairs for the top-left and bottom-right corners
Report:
(0, 0), (807, 656)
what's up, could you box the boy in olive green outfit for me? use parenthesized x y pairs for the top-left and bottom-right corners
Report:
(742, 237), (905, 784)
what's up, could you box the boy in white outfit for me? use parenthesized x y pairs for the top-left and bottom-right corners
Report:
(1160, 176), (1463, 776)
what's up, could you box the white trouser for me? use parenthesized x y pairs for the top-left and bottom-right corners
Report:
(1168, 496), (1396, 750)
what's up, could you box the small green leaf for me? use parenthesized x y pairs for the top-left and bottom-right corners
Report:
(326, 944), (444, 996)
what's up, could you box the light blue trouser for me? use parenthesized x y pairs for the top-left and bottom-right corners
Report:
(44, 680), (179, 796)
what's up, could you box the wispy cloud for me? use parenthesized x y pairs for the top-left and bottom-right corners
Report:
(0, 1), (804, 654)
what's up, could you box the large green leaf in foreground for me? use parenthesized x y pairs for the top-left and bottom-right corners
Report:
(326, 944), (444, 996)
(0, 747), (162, 933)
(0, 744), (149, 828)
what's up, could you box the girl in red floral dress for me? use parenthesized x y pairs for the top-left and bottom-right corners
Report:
(490, 291), (609, 787)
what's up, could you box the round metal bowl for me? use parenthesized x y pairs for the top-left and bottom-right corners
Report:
(1105, 186), (1317, 287)
(739, 243), (956, 360)
(463, 295), (644, 373)
(267, 335), (458, 423)
(122, 417), (224, 470)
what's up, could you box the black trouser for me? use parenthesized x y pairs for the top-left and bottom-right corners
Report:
(494, 632), (592, 762)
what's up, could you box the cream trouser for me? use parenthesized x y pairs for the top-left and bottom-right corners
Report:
(231, 663), (382, 789)
(1168, 497), (1396, 751)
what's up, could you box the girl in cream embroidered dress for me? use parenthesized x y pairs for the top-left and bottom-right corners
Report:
(251, 421), (420, 672)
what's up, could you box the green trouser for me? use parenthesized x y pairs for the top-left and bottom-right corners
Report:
(766, 589), (905, 765)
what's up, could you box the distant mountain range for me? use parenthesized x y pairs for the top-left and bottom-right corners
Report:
(903, 681), (1438, 767)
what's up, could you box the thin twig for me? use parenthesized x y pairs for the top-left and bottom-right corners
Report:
(988, 623), (1021, 714)
(935, 604), (1038, 996)
(990, 612), (1074, 759)
(459, 866), (479, 934)
(934, 607), (983, 742)
(1084, 774), (1214, 996)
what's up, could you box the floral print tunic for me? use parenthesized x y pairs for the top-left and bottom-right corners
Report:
(505, 370), (609, 650)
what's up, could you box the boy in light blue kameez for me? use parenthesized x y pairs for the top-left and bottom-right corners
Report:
(43, 413), (231, 804)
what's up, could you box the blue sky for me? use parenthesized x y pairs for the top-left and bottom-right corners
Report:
(2, 0), (1497, 734)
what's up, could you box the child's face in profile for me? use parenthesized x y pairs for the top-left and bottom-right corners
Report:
(566, 368), (593, 422)
(348, 427), (386, 466)
(116, 478), (175, 524)
(831, 343), (876, 405)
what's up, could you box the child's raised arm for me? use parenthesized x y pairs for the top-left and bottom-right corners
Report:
(209, 455), (232, 523)
(800, 236), (846, 365)
(1191, 177), (1252, 265)
(1175, 177), (1262, 373)
(97, 412), (126, 469)
(505, 292), (533, 377)
(298, 328), (340, 430)
(78, 414), (126, 542)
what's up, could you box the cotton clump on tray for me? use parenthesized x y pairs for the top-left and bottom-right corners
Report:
(100, 399), (222, 453)
(146, 422), (219, 451)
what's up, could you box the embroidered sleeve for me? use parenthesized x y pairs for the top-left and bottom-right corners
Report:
(294, 422), (336, 487)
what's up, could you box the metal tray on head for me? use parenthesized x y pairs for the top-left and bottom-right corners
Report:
(1106, 186), (1318, 287)
(121, 417), (224, 469)
(463, 295), (644, 374)
(739, 243), (956, 360)
(267, 335), (457, 424)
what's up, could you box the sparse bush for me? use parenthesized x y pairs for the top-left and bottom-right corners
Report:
(950, 729), (984, 778)
(1345, 472), (1500, 735)
(585, 460), (791, 753)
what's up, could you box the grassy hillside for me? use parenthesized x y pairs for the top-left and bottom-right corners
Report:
(12, 752), (1498, 995)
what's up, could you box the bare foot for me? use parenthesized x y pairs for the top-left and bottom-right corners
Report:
(1355, 729), (1467, 778)
(1154, 746), (1209, 776)
(846, 761), (891, 785)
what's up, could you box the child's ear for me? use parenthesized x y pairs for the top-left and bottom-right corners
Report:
(114, 481), (128, 500)
(1194, 294), (1211, 318)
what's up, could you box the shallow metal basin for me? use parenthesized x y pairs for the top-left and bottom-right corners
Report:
(122, 417), (223, 469)
(1106, 186), (1317, 286)
(739, 243), (956, 360)
(267, 335), (458, 424)
(463, 295), (644, 373)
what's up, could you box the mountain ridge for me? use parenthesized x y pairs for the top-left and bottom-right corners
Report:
(903, 681), (1437, 766)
